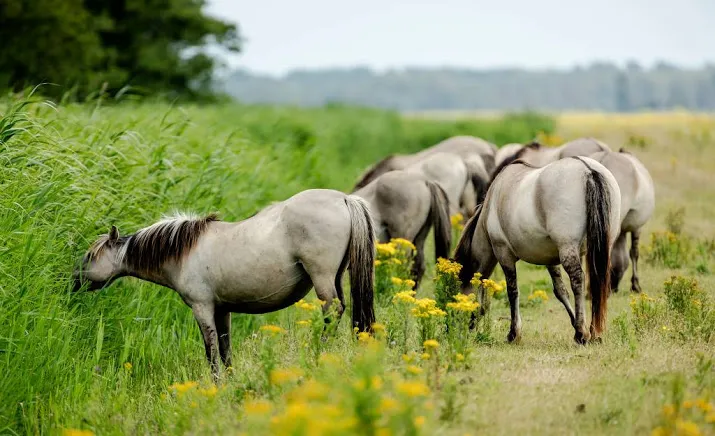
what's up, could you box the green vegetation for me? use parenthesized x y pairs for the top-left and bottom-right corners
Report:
(0, 0), (240, 98)
(0, 95), (551, 433)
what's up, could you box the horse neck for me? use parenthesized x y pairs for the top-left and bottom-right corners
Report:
(122, 259), (180, 291)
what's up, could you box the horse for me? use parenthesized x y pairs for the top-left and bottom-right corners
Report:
(492, 137), (612, 176)
(351, 135), (496, 195)
(400, 151), (488, 218)
(494, 143), (525, 169)
(73, 189), (377, 378)
(353, 170), (451, 288)
(454, 156), (621, 344)
(589, 148), (655, 293)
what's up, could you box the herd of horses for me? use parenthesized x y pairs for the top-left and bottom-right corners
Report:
(73, 134), (655, 377)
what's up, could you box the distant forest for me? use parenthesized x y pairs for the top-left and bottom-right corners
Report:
(221, 62), (715, 111)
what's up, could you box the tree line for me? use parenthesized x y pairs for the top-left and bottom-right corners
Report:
(222, 62), (715, 111)
(0, 0), (241, 99)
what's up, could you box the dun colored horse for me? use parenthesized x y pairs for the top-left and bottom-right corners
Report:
(590, 148), (655, 293)
(354, 170), (451, 288)
(454, 156), (621, 344)
(73, 189), (377, 377)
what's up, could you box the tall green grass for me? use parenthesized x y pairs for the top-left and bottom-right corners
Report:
(0, 95), (552, 433)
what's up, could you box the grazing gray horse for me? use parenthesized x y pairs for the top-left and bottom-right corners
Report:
(73, 189), (376, 377)
(351, 135), (496, 198)
(401, 151), (486, 218)
(494, 143), (525, 169)
(590, 148), (655, 293)
(492, 137), (612, 176)
(454, 156), (621, 344)
(354, 170), (451, 288)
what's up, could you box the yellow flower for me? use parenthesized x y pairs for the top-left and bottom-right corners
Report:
(123, 362), (132, 371)
(391, 277), (404, 286)
(683, 400), (694, 409)
(378, 396), (400, 414)
(297, 320), (311, 327)
(402, 353), (414, 363)
(414, 416), (426, 428)
(286, 379), (329, 402)
(482, 279), (505, 296)
(450, 213), (464, 228)
(411, 298), (446, 318)
(393, 290), (417, 305)
(446, 293), (480, 312)
(695, 398), (713, 412)
(168, 381), (198, 395)
(404, 279), (416, 289)
(374, 260), (382, 266)
(651, 426), (667, 436)
(527, 290), (549, 302)
(406, 365), (423, 375)
(295, 299), (319, 311)
(389, 258), (403, 265)
(260, 324), (286, 335)
(391, 237), (416, 251)
(423, 339), (440, 350)
(244, 399), (273, 415)
(63, 430), (94, 436)
(421, 353), (431, 360)
(357, 331), (374, 343)
(376, 243), (397, 257)
(706, 412), (715, 423)
(662, 404), (676, 417)
(674, 420), (701, 436)
(470, 272), (483, 286)
(436, 258), (462, 277)
(456, 353), (465, 362)
(371, 376), (383, 390)
(372, 322), (386, 334)
(269, 367), (303, 385)
(198, 385), (218, 398)
(396, 380), (430, 398)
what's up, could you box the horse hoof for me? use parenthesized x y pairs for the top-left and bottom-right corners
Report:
(573, 331), (590, 345)
(507, 331), (521, 343)
(590, 336), (603, 345)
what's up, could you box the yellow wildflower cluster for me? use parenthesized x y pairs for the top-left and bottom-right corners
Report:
(260, 324), (286, 335)
(244, 398), (273, 416)
(376, 242), (397, 257)
(527, 290), (549, 303)
(168, 381), (199, 395)
(123, 362), (132, 371)
(295, 299), (320, 312)
(391, 277), (416, 289)
(630, 292), (657, 308)
(63, 430), (95, 436)
(423, 339), (439, 350)
(450, 213), (464, 231)
(270, 367), (304, 385)
(446, 293), (480, 313)
(471, 273), (505, 297)
(652, 398), (714, 436)
(396, 380), (431, 398)
(411, 298), (447, 318)
(392, 237), (417, 251)
(393, 290), (417, 304)
(435, 257), (462, 277)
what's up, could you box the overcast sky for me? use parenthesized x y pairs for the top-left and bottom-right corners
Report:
(207, 0), (715, 76)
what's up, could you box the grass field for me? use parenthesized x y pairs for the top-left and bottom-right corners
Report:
(1, 98), (713, 436)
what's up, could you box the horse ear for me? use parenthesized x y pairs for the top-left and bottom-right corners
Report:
(109, 225), (119, 241)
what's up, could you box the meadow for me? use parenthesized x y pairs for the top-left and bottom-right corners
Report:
(0, 95), (714, 436)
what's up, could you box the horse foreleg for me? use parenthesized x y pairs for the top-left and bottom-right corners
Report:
(561, 249), (590, 345)
(630, 230), (642, 293)
(215, 309), (232, 369)
(546, 265), (576, 327)
(192, 304), (220, 381)
(501, 263), (521, 343)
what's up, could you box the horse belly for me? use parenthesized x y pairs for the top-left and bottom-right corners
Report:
(510, 234), (561, 265)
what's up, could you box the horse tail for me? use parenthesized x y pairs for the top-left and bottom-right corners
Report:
(344, 195), (377, 333)
(471, 173), (489, 206)
(576, 157), (612, 336)
(453, 204), (482, 287)
(426, 180), (452, 261)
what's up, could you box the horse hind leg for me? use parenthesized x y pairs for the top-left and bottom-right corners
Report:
(304, 263), (344, 337)
(610, 231), (629, 293)
(546, 265), (576, 328)
(499, 260), (522, 343)
(630, 230), (642, 293)
(560, 246), (590, 345)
